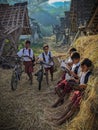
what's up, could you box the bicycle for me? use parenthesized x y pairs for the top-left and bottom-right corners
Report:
(11, 56), (24, 91)
(35, 61), (52, 91)
(11, 55), (35, 91)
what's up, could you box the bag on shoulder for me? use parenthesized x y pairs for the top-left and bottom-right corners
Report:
(23, 48), (35, 64)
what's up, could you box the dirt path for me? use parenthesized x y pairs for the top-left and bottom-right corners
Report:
(0, 37), (68, 130)
(0, 68), (56, 130)
(0, 65), (68, 130)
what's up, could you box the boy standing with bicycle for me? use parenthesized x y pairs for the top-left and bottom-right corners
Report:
(17, 40), (35, 85)
(38, 44), (54, 85)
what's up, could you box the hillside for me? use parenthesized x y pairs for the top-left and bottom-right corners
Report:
(29, 1), (70, 35)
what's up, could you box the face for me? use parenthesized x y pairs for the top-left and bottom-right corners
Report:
(25, 43), (30, 48)
(43, 46), (49, 53)
(72, 58), (80, 64)
(81, 65), (89, 72)
(69, 51), (73, 56)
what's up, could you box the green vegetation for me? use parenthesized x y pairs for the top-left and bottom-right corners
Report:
(32, 43), (43, 56)
(18, 40), (44, 56)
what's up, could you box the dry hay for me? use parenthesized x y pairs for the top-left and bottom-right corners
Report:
(0, 67), (61, 130)
(73, 35), (98, 68)
(0, 35), (98, 130)
(0, 35), (69, 130)
(65, 35), (98, 130)
(0, 46), (68, 130)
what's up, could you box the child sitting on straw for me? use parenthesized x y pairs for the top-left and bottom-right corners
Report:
(52, 52), (81, 107)
(57, 48), (77, 81)
(53, 58), (92, 125)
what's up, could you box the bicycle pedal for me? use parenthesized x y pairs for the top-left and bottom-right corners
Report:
(35, 73), (38, 76)
(44, 73), (46, 75)
(18, 76), (20, 80)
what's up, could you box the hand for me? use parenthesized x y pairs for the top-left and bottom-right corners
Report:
(69, 71), (74, 75)
(38, 58), (43, 62)
(70, 71), (79, 79)
(79, 84), (87, 89)
(70, 77), (76, 81)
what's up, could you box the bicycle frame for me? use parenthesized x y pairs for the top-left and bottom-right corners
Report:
(36, 62), (44, 80)
(35, 61), (52, 90)
(11, 57), (24, 91)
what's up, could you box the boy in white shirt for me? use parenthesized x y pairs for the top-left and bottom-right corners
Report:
(17, 40), (35, 85)
(38, 44), (54, 84)
(59, 48), (77, 80)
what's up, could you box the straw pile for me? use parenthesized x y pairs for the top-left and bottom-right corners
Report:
(65, 35), (98, 130)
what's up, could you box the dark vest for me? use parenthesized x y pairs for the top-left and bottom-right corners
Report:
(84, 71), (92, 84)
(42, 51), (52, 62)
(74, 65), (80, 75)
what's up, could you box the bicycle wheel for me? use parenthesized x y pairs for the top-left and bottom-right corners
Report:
(11, 72), (18, 91)
(38, 80), (42, 91)
(37, 71), (43, 90)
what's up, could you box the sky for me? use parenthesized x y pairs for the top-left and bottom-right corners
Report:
(48, 0), (71, 4)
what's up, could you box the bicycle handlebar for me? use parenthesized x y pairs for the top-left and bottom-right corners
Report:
(8, 55), (33, 62)
(36, 61), (52, 67)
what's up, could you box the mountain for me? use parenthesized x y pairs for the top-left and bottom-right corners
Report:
(29, 1), (71, 35)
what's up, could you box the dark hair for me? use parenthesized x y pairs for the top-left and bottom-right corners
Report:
(81, 58), (92, 67)
(43, 44), (49, 49)
(69, 48), (77, 53)
(25, 40), (31, 44)
(71, 52), (80, 60)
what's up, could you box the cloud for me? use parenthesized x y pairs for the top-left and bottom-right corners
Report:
(48, 0), (70, 4)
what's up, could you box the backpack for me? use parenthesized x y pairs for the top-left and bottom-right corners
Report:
(23, 48), (35, 62)
(42, 51), (52, 62)
(42, 52), (56, 71)
(23, 48), (31, 56)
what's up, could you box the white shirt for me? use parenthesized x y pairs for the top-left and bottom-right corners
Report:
(80, 71), (90, 85)
(71, 62), (81, 76)
(38, 51), (54, 68)
(60, 60), (66, 68)
(65, 62), (81, 80)
(17, 48), (34, 61)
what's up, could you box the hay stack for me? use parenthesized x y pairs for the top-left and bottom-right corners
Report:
(65, 35), (98, 130)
